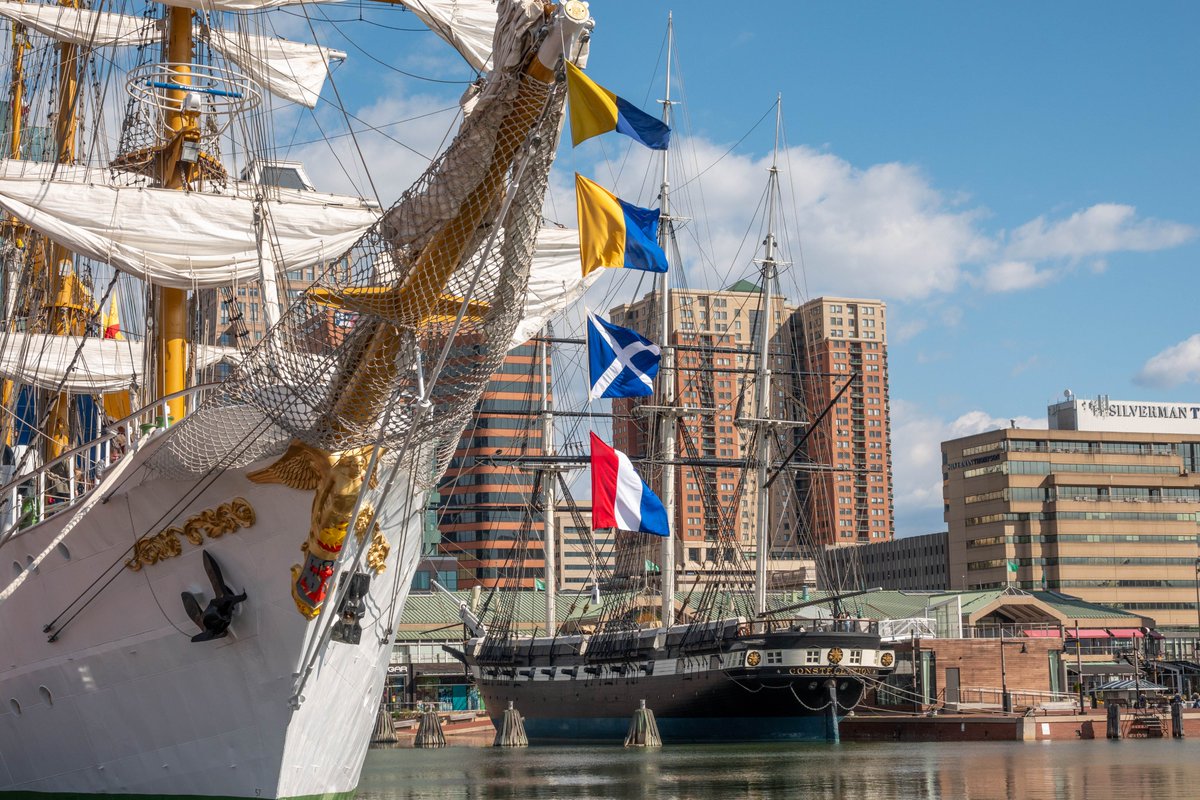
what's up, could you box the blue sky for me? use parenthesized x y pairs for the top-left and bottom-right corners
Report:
(282, 1), (1199, 537)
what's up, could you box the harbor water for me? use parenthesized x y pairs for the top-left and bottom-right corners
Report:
(359, 738), (1200, 799)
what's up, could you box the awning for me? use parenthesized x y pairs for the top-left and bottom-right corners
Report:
(1021, 629), (1062, 638)
(1067, 628), (1146, 639)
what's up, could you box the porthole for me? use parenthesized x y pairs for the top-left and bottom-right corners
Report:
(25, 555), (38, 575)
(38, 686), (53, 707)
(8, 699), (19, 716)
(57, 543), (71, 561)
(11, 561), (21, 577)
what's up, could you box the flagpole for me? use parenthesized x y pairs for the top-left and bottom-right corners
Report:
(655, 12), (677, 629)
(539, 322), (557, 634)
(752, 96), (783, 619)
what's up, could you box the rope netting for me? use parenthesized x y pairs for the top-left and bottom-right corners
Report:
(149, 46), (567, 490)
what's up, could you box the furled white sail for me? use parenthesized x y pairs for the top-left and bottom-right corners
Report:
(0, 161), (379, 289)
(0, 1), (341, 108)
(206, 28), (342, 108)
(0, 333), (241, 393)
(510, 226), (598, 349)
(393, 0), (502, 72)
(0, 0), (152, 47)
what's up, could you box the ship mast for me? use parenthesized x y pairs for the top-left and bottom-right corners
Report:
(752, 97), (783, 618)
(155, 6), (195, 424)
(654, 12), (676, 629)
(0, 18), (25, 449)
(44, 0), (84, 459)
(539, 323), (556, 633)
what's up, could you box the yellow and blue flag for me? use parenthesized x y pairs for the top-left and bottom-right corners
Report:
(575, 174), (669, 276)
(566, 61), (670, 150)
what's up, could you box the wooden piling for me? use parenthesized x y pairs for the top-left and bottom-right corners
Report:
(1106, 703), (1121, 740)
(493, 701), (528, 747)
(414, 710), (446, 748)
(371, 704), (398, 743)
(1172, 700), (1185, 739)
(624, 699), (662, 747)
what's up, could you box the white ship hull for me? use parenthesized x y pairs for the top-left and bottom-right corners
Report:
(0, 434), (424, 799)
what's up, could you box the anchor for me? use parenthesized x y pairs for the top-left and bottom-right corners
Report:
(180, 550), (247, 642)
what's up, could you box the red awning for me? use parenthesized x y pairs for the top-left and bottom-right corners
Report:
(1066, 628), (1146, 639)
(1021, 629), (1061, 638)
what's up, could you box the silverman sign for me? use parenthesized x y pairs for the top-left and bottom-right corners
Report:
(1054, 397), (1200, 435)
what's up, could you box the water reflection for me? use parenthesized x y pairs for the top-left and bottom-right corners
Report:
(357, 739), (1200, 799)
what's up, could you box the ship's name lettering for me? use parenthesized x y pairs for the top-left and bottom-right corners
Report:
(787, 667), (873, 676)
(125, 498), (256, 572)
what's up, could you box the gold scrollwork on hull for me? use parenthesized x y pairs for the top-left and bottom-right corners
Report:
(366, 527), (389, 575)
(125, 498), (256, 572)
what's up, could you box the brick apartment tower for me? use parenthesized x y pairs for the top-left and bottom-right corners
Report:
(608, 282), (801, 580)
(435, 341), (547, 589)
(789, 297), (894, 547)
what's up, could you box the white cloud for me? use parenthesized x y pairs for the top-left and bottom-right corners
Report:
(1006, 203), (1196, 261)
(982, 260), (1055, 293)
(1135, 334), (1200, 389)
(890, 401), (1045, 536)
(289, 80), (463, 201)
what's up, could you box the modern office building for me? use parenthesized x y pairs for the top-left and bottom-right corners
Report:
(944, 395), (1200, 628)
(435, 341), (548, 589)
(787, 296), (894, 547)
(608, 281), (799, 581)
(824, 531), (949, 591)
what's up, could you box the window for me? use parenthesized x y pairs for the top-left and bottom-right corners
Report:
(805, 649), (821, 664)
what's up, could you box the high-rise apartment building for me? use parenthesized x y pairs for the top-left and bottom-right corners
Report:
(608, 281), (799, 580)
(435, 342), (547, 589)
(944, 395), (1200, 628)
(788, 296), (894, 547)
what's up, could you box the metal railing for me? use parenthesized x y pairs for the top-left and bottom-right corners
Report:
(0, 384), (219, 542)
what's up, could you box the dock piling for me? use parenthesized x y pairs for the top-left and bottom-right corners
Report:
(371, 704), (398, 744)
(1106, 703), (1121, 740)
(493, 701), (528, 747)
(624, 699), (662, 747)
(414, 710), (446, 748)
(1172, 699), (1185, 738)
(824, 680), (840, 743)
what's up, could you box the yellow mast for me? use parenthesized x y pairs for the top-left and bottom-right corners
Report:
(44, 0), (84, 460)
(0, 18), (25, 448)
(155, 6), (194, 424)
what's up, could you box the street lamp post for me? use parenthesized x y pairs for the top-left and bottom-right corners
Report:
(1000, 636), (1011, 713)
(999, 634), (1026, 714)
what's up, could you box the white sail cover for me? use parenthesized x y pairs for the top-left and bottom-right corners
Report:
(0, 333), (241, 393)
(509, 226), (597, 349)
(0, 1), (340, 108)
(0, 161), (379, 289)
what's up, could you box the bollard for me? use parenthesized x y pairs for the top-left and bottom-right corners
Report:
(493, 701), (528, 747)
(824, 679), (840, 743)
(1172, 699), (1185, 739)
(372, 705), (398, 744)
(1106, 703), (1121, 740)
(414, 710), (446, 748)
(624, 699), (662, 747)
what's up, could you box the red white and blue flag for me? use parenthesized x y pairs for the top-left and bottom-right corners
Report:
(590, 432), (669, 537)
